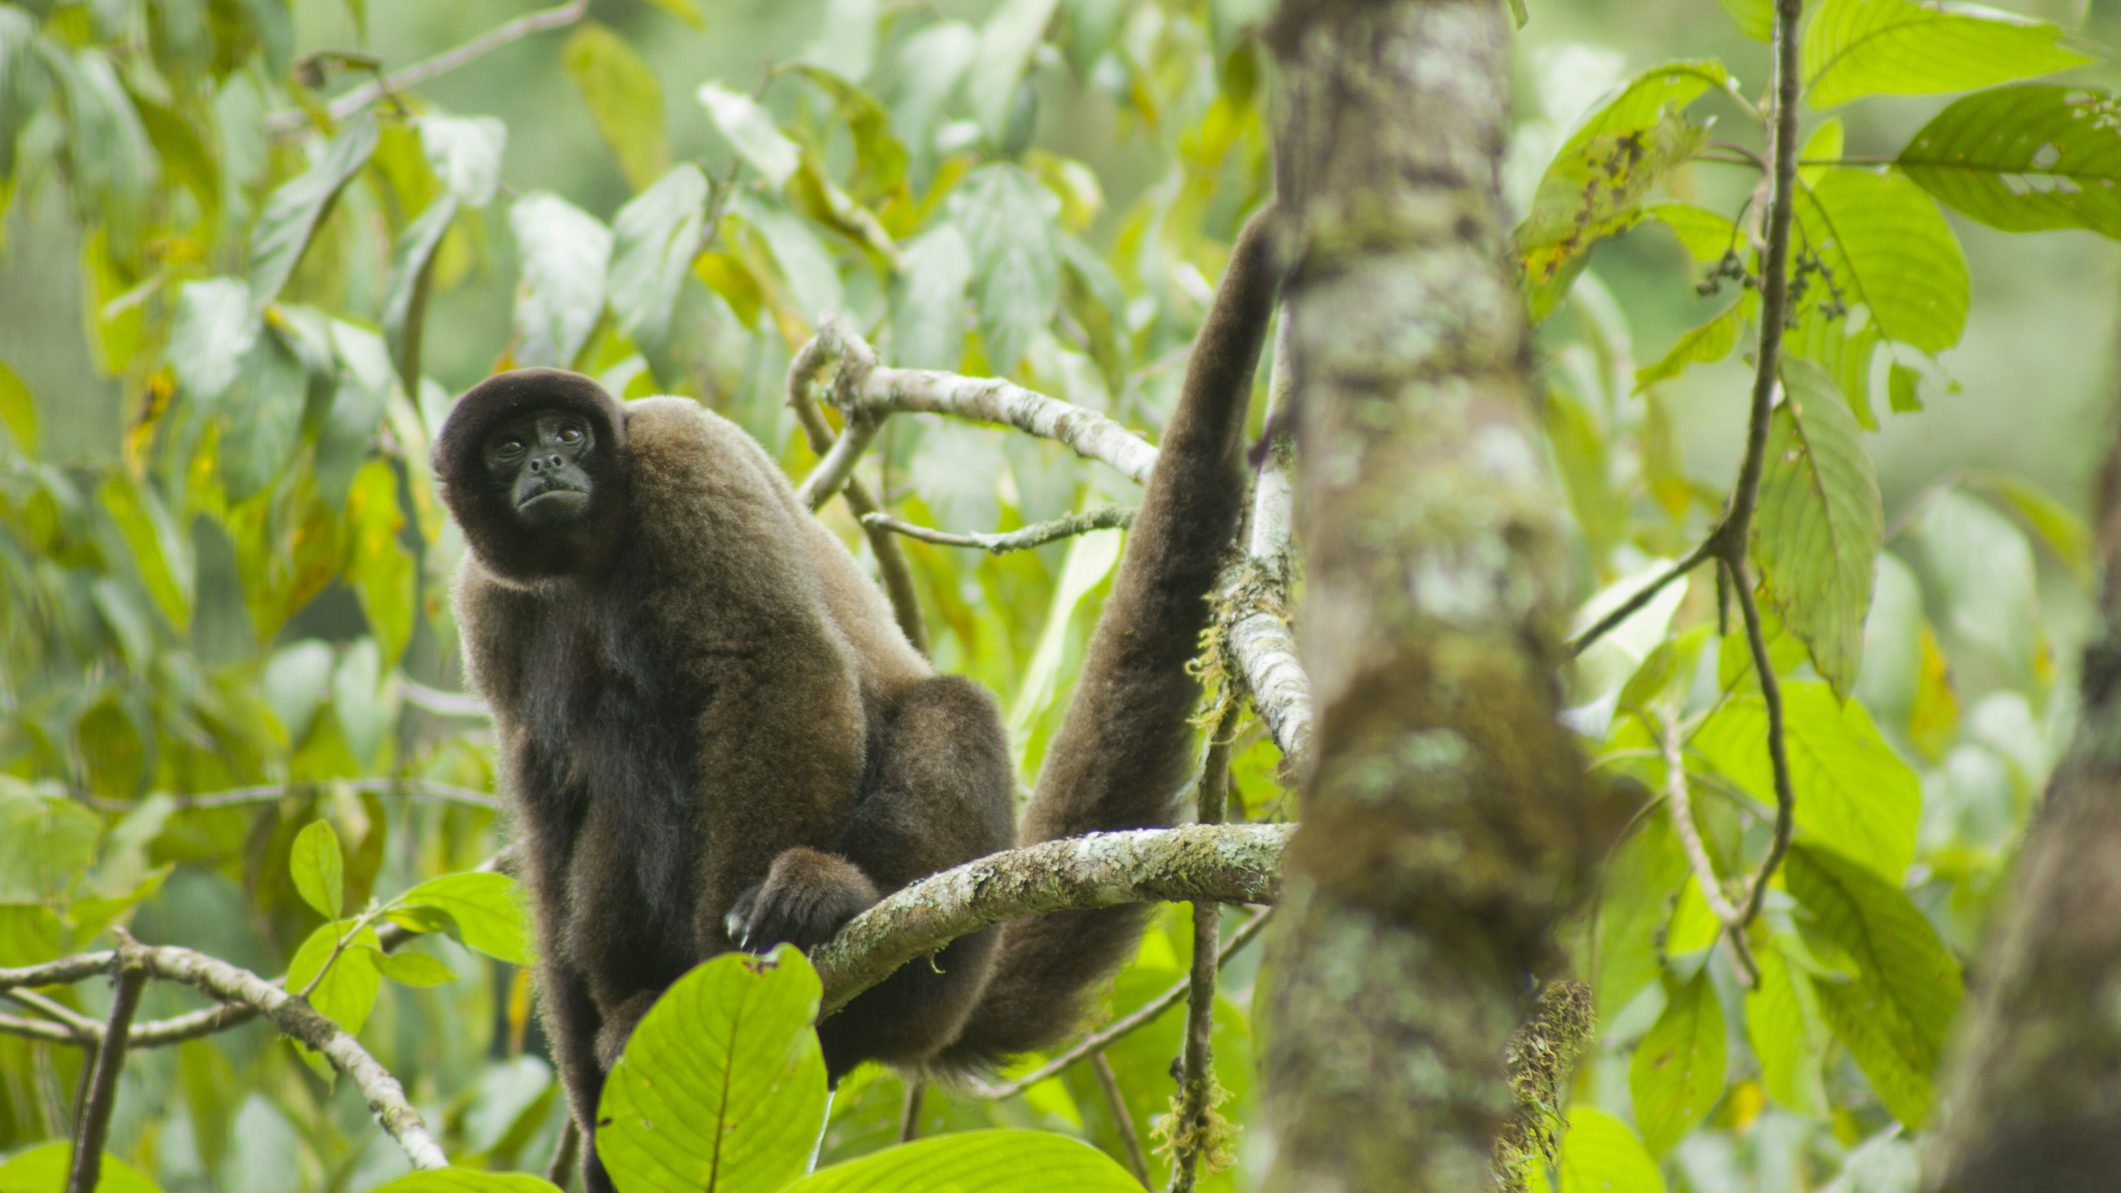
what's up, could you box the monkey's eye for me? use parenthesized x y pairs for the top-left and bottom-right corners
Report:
(494, 436), (525, 457)
(558, 424), (583, 444)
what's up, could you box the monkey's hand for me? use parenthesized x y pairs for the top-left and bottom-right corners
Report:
(723, 847), (881, 953)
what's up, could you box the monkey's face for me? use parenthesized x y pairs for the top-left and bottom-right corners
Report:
(484, 411), (598, 530)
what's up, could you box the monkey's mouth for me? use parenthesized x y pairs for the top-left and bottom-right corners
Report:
(516, 485), (590, 521)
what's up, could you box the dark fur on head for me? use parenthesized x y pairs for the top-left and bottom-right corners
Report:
(433, 368), (631, 583)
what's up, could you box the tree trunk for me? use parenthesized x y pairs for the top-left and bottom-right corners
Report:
(1925, 357), (2121, 1191)
(1259, 1), (1613, 1189)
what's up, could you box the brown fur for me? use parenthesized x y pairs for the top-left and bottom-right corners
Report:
(436, 206), (1278, 1191)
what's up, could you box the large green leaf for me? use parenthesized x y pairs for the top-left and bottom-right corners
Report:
(348, 459), (415, 670)
(418, 113), (507, 207)
(249, 112), (379, 306)
(597, 947), (829, 1193)
(1786, 843), (1963, 1128)
(790, 1131), (1140, 1192)
(1555, 1108), (1665, 1193)
(1794, 169), (1967, 355)
(965, 0), (1060, 145)
(1629, 969), (1726, 1156)
(1898, 85), (2121, 239)
(99, 473), (192, 630)
(1634, 294), (1750, 390)
(698, 81), (798, 189)
(1691, 680), (1919, 880)
(1784, 302), (1885, 427)
(1745, 937), (1829, 1115)
(387, 872), (536, 966)
(0, 1142), (160, 1193)
(609, 164), (708, 354)
(168, 276), (261, 399)
(289, 819), (345, 919)
(889, 225), (972, 369)
(1752, 362), (1883, 699)
(1519, 61), (1728, 321)
(216, 329), (313, 502)
(510, 191), (611, 369)
(366, 1171), (560, 1193)
(381, 195), (458, 395)
(732, 194), (845, 329)
(1917, 489), (2040, 682)
(564, 23), (668, 190)
(947, 165), (1062, 369)
(788, 64), (907, 203)
(1803, 0), (2091, 110)
(0, 786), (100, 901)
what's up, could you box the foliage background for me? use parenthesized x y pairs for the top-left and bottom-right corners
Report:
(3, 0), (2120, 1189)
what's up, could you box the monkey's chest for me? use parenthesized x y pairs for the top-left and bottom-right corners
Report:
(517, 618), (706, 985)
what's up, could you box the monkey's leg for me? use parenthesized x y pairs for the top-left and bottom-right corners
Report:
(538, 963), (615, 1193)
(733, 676), (1016, 1075)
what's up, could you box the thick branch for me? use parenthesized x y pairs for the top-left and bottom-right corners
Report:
(66, 939), (147, 1193)
(812, 824), (1290, 1015)
(265, 0), (591, 134)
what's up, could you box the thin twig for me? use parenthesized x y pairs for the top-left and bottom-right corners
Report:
(1170, 714), (1239, 1193)
(1091, 1050), (1152, 1187)
(1567, 536), (1718, 658)
(5, 990), (101, 1039)
(1730, 563), (1795, 926)
(965, 906), (1275, 1100)
(265, 0), (592, 134)
(862, 508), (1136, 555)
(787, 327), (928, 654)
(898, 1079), (926, 1143)
(70, 778), (502, 815)
(65, 937), (148, 1193)
(401, 679), (491, 719)
(545, 1117), (580, 1187)
(1659, 712), (1759, 987)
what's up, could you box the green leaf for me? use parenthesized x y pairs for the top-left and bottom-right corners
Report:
(99, 474), (192, 631)
(947, 165), (1062, 369)
(1752, 362), (1884, 699)
(0, 359), (34, 451)
(1555, 1107), (1665, 1193)
(1803, 0), (2092, 110)
(1717, 0), (1772, 40)
(787, 64), (907, 202)
(1692, 681), (1920, 880)
(216, 329), (313, 502)
(563, 23), (668, 190)
(1634, 294), (1750, 390)
(250, 112), (380, 307)
(1897, 85), (2121, 239)
(1785, 303), (1884, 427)
(1888, 359), (1922, 414)
(733, 194), (844, 329)
(889, 22), (979, 173)
(966, 0), (1060, 146)
(889, 225), (972, 369)
(597, 947), (829, 1193)
(365, 1172), (560, 1193)
(348, 459), (415, 671)
(418, 113), (507, 207)
(1592, 813), (1688, 1016)
(388, 871), (536, 965)
(1629, 969), (1726, 1156)
(264, 639), (335, 743)
(1519, 62), (1728, 321)
(382, 194), (458, 396)
(609, 164), (708, 354)
(795, 0), (879, 88)
(510, 192), (612, 369)
(168, 276), (261, 399)
(1746, 937), (1830, 1115)
(1964, 469), (2089, 579)
(369, 948), (455, 988)
(0, 787), (101, 901)
(698, 81), (799, 189)
(791, 1130), (1141, 1192)
(1917, 489), (2040, 681)
(290, 819), (345, 919)
(1646, 202), (1740, 268)
(1786, 843), (1963, 1128)
(0, 1142), (161, 1193)
(288, 920), (384, 1062)
(1794, 169), (1968, 354)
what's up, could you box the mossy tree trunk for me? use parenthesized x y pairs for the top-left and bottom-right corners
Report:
(1257, 1), (1611, 1188)
(1925, 361), (2121, 1191)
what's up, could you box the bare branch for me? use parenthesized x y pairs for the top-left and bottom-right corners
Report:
(1660, 712), (1759, 987)
(1091, 1049), (1152, 1186)
(67, 937), (148, 1193)
(1729, 562), (1796, 928)
(862, 507), (1135, 555)
(812, 824), (1290, 1015)
(790, 319), (1159, 490)
(265, 0), (591, 135)
(546, 1117), (581, 1187)
(6, 989), (101, 1039)
(965, 906), (1274, 1101)
(401, 679), (492, 720)
(898, 1080), (925, 1143)
(1170, 718), (1240, 1193)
